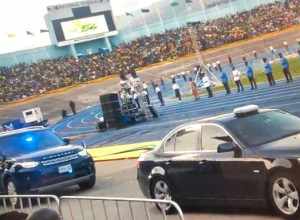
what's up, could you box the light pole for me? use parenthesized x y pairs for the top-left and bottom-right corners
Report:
(140, 9), (151, 36)
(154, 3), (165, 32)
(170, 1), (180, 28)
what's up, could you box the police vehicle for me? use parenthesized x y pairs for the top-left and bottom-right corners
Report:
(137, 105), (300, 218)
(0, 127), (95, 197)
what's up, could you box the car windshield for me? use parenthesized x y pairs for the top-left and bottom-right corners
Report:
(224, 111), (300, 147)
(0, 130), (65, 157)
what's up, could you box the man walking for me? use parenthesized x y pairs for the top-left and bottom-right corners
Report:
(263, 58), (276, 86)
(143, 81), (149, 94)
(172, 78), (182, 101)
(133, 92), (140, 109)
(220, 67), (231, 95)
(143, 90), (150, 105)
(155, 84), (165, 106)
(69, 100), (76, 115)
(189, 77), (199, 101)
(232, 66), (244, 93)
(245, 61), (257, 90)
(279, 53), (293, 83)
(202, 74), (213, 98)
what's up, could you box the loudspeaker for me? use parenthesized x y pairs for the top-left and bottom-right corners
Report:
(100, 93), (119, 104)
(100, 93), (123, 128)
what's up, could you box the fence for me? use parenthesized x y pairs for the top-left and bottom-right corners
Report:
(0, 195), (184, 220)
(0, 195), (60, 216)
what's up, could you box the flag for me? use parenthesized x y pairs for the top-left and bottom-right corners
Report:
(7, 33), (16, 38)
(125, 12), (134, 16)
(185, 0), (192, 3)
(170, 1), (179, 7)
(141, 8), (150, 13)
(26, 31), (34, 36)
(40, 29), (49, 33)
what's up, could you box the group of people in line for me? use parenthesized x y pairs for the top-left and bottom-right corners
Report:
(148, 49), (299, 106)
(64, 48), (299, 118)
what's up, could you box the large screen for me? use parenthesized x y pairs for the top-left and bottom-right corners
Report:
(61, 15), (109, 40)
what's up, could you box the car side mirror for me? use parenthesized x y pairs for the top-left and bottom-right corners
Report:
(217, 142), (235, 153)
(63, 138), (70, 145)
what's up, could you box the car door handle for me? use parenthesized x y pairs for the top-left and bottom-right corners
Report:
(198, 160), (207, 165)
(165, 160), (171, 166)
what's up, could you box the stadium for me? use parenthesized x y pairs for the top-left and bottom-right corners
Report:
(1, 0), (300, 219)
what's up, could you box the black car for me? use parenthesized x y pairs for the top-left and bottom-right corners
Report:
(0, 127), (96, 198)
(137, 105), (300, 218)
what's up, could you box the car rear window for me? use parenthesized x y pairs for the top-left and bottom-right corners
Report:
(224, 111), (300, 147)
(0, 130), (65, 157)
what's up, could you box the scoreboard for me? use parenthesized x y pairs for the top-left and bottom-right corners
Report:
(45, 0), (118, 47)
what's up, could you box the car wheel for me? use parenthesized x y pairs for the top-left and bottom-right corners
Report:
(5, 179), (19, 207)
(78, 175), (96, 190)
(150, 177), (175, 214)
(269, 173), (300, 218)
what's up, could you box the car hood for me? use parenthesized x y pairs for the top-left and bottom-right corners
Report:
(12, 145), (83, 161)
(253, 134), (300, 158)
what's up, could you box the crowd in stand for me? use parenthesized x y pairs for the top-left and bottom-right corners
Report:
(0, 0), (300, 103)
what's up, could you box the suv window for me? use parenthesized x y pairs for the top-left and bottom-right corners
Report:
(201, 125), (232, 151)
(164, 126), (200, 152)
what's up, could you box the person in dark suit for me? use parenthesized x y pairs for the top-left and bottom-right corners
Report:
(69, 100), (76, 115)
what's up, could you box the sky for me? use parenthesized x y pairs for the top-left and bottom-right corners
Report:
(0, 0), (159, 53)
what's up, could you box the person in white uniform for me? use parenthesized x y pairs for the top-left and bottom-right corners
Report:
(172, 78), (182, 101)
(155, 84), (165, 106)
(202, 74), (213, 98)
(232, 66), (244, 93)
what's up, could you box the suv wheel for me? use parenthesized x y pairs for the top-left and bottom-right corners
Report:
(150, 177), (175, 214)
(78, 175), (96, 190)
(269, 173), (300, 219)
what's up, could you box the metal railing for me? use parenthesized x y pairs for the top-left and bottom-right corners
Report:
(0, 195), (184, 220)
(0, 195), (60, 216)
(59, 196), (184, 220)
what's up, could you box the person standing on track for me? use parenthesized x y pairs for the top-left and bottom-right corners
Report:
(160, 77), (165, 89)
(143, 90), (151, 105)
(219, 67), (231, 95)
(69, 100), (76, 115)
(232, 66), (244, 93)
(189, 77), (199, 101)
(279, 52), (293, 83)
(202, 74), (213, 98)
(263, 57), (276, 86)
(172, 78), (182, 101)
(245, 61), (257, 90)
(143, 81), (149, 94)
(133, 92), (140, 109)
(155, 84), (165, 106)
(182, 72), (187, 82)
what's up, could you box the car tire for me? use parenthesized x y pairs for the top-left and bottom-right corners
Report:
(78, 174), (96, 190)
(5, 179), (20, 207)
(269, 172), (300, 219)
(150, 177), (175, 215)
